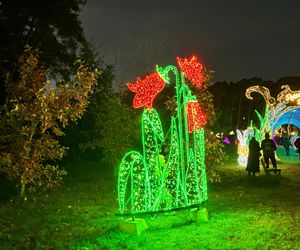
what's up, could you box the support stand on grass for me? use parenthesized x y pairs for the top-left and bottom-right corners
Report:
(118, 205), (209, 235)
(261, 159), (281, 175)
(189, 207), (209, 223)
(119, 217), (148, 236)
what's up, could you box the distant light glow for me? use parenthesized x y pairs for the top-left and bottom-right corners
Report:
(277, 85), (300, 105)
(243, 84), (300, 168)
(216, 132), (223, 138)
(236, 129), (250, 166)
(285, 93), (300, 104)
(245, 86), (276, 107)
(223, 137), (230, 144)
(246, 84), (300, 133)
(272, 109), (300, 131)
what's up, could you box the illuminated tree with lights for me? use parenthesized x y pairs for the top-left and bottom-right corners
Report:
(117, 56), (208, 215)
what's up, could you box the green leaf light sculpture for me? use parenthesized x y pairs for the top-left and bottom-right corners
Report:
(117, 56), (208, 216)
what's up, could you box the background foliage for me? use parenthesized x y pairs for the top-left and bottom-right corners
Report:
(0, 47), (98, 196)
(0, 0), (90, 104)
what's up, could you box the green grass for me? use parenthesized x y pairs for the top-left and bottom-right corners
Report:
(0, 147), (300, 249)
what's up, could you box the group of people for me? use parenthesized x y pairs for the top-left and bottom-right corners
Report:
(246, 133), (277, 176)
(246, 132), (300, 176)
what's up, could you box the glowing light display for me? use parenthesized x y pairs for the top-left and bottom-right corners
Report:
(186, 101), (207, 133)
(245, 84), (300, 134)
(254, 106), (270, 143)
(127, 73), (165, 109)
(236, 129), (250, 166)
(272, 109), (300, 131)
(241, 84), (300, 166)
(118, 56), (208, 215)
(223, 137), (230, 144)
(177, 56), (205, 88)
(285, 93), (300, 104)
(277, 85), (300, 105)
(245, 86), (276, 107)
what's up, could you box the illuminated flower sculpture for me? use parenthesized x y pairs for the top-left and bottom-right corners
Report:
(186, 101), (207, 133)
(177, 56), (205, 88)
(127, 73), (165, 109)
(118, 56), (208, 216)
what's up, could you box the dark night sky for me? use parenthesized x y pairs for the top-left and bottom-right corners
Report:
(80, 0), (300, 84)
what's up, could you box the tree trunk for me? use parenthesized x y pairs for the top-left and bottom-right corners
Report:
(20, 175), (26, 199)
(20, 182), (26, 198)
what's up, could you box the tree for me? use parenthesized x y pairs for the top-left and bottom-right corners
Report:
(0, 47), (98, 197)
(77, 89), (140, 176)
(0, 0), (90, 104)
(59, 41), (117, 161)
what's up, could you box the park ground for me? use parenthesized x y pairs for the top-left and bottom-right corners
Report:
(0, 146), (299, 249)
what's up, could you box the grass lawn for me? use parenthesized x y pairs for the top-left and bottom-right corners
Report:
(0, 147), (299, 249)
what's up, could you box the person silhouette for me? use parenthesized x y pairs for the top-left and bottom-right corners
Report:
(294, 132), (300, 160)
(261, 133), (277, 169)
(246, 137), (261, 176)
(282, 131), (290, 156)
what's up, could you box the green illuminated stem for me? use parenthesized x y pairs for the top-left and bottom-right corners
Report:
(118, 61), (208, 215)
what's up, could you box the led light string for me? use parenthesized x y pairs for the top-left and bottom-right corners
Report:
(117, 56), (208, 215)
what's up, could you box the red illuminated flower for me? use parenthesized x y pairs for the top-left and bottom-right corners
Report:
(177, 56), (205, 88)
(127, 72), (165, 109)
(186, 101), (206, 133)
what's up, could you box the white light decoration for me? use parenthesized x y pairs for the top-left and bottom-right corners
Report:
(245, 86), (277, 107)
(236, 129), (250, 166)
(246, 85), (300, 134)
